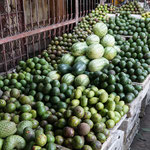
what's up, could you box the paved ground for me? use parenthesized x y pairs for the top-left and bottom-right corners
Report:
(131, 105), (150, 150)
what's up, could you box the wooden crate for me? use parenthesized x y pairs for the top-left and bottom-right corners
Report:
(110, 115), (127, 134)
(130, 14), (142, 19)
(123, 119), (140, 150)
(127, 81), (150, 118)
(127, 91), (143, 118)
(107, 130), (124, 150)
(140, 84), (150, 117)
(119, 112), (140, 144)
(102, 130), (124, 150)
(132, 74), (150, 88)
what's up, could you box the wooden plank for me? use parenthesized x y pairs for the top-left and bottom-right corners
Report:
(123, 119), (140, 150)
(108, 130), (124, 150)
(110, 115), (127, 133)
(127, 81), (150, 118)
(132, 74), (150, 87)
(119, 112), (140, 142)
(102, 130), (125, 150)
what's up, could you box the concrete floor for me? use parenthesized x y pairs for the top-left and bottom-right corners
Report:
(131, 105), (150, 150)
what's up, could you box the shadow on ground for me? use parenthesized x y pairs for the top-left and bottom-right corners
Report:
(131, 105), (150, 150)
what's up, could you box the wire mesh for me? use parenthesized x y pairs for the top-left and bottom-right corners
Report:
(0, 0), (101, 74)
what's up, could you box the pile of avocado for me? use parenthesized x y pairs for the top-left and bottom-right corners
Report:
(96, 4), (116, 14)
(0, 86), (129, 150)
(107, 11), (150, 36)
(0, 3), (150, 150)
(117, 1), (144, 14)
(40, 5), (107, 69)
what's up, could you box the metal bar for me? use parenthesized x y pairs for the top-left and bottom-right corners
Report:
(0, 19), (76, 45)
(62, 0), (65, 33)
(36, 0), (39, 27)
(15, 0), (19, 33)
(0, 15), (4, 38)
(75, 0), (79, 25)
(2, 45), (8, 73)
(66, 0), (69, 33)
(6, 0), (12, 35)
(29, 0), (33, 29)
(10, 42), (15, 68)
(52, 0), (56, 36)
(47, 0), (51, 24)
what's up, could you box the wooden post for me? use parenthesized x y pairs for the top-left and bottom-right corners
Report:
(75, 0), (79, 25)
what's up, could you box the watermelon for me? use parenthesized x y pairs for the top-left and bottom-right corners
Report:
(86, 44), (105, 59)
(93, 22), (108, 38)
(61, 73), (75, 85)
(86, 34), (100, 45)
(75, 74), (90, 87)
(88, 58), (109, 72)
(71, 42), (88, 56)
(104, 47), (117, 60)
(101, 34), (115, 47)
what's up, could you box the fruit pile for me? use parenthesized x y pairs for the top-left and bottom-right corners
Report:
(142, 12), (150, 19)
(16, 57), (54, 76)
(118, 1), (144, 14)
(41, 4), (107, 68)
(0, 86), (129, 150)
(0, 3), (150, 150)
(91, 71), (142, 103)
(96, 4), (116, 14)
(106, 11), (150, 36)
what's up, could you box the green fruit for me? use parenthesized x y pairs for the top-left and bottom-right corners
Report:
(17, 120), (32, 135)
(46, 143), (56, 150)
(20, 104), (32, 113)
(55, 135), (64, 145)
(35, 133), (47, 147)
(32, 146), (41, 150)
(21, 112), (32, 121)
(91, 140), (102, 150)
(91, 113), (102, 123)
(89, 97), (98, 105)
(96, 102), (104, 111)
(93, 122), (106, 133)
(10, 88), (20, 98)
(83, 145), (92, 150)
(107, 111), (115, 119)
(0, 120), (17, 138)
(0, 99), (6, 108)
(84, 119), (94, 129)
(3, 135), (26, 150)
(68, 116), (80, 128)
(0, 138), (3, 150)
(23, 127), (35, 141)
(72, 136), (84, 149)
(99, 91), (108, 103)
(86, 133), (97, 143)
(108, 75), (116, 84)
(96, 133), (106, 143)
(74, 106), (85, 118)
(107, 101), (116, 111)
(124, 93), (134, 103)
(19, 96), (32, 104)
(106, 119), (115, 129)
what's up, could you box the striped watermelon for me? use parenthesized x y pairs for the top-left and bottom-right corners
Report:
(61, 73), (75, 85)
(101, 34), (115, 47)
(93, 22), (108, 38)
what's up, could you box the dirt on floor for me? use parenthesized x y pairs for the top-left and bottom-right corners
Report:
(131, 105), (150, 150)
